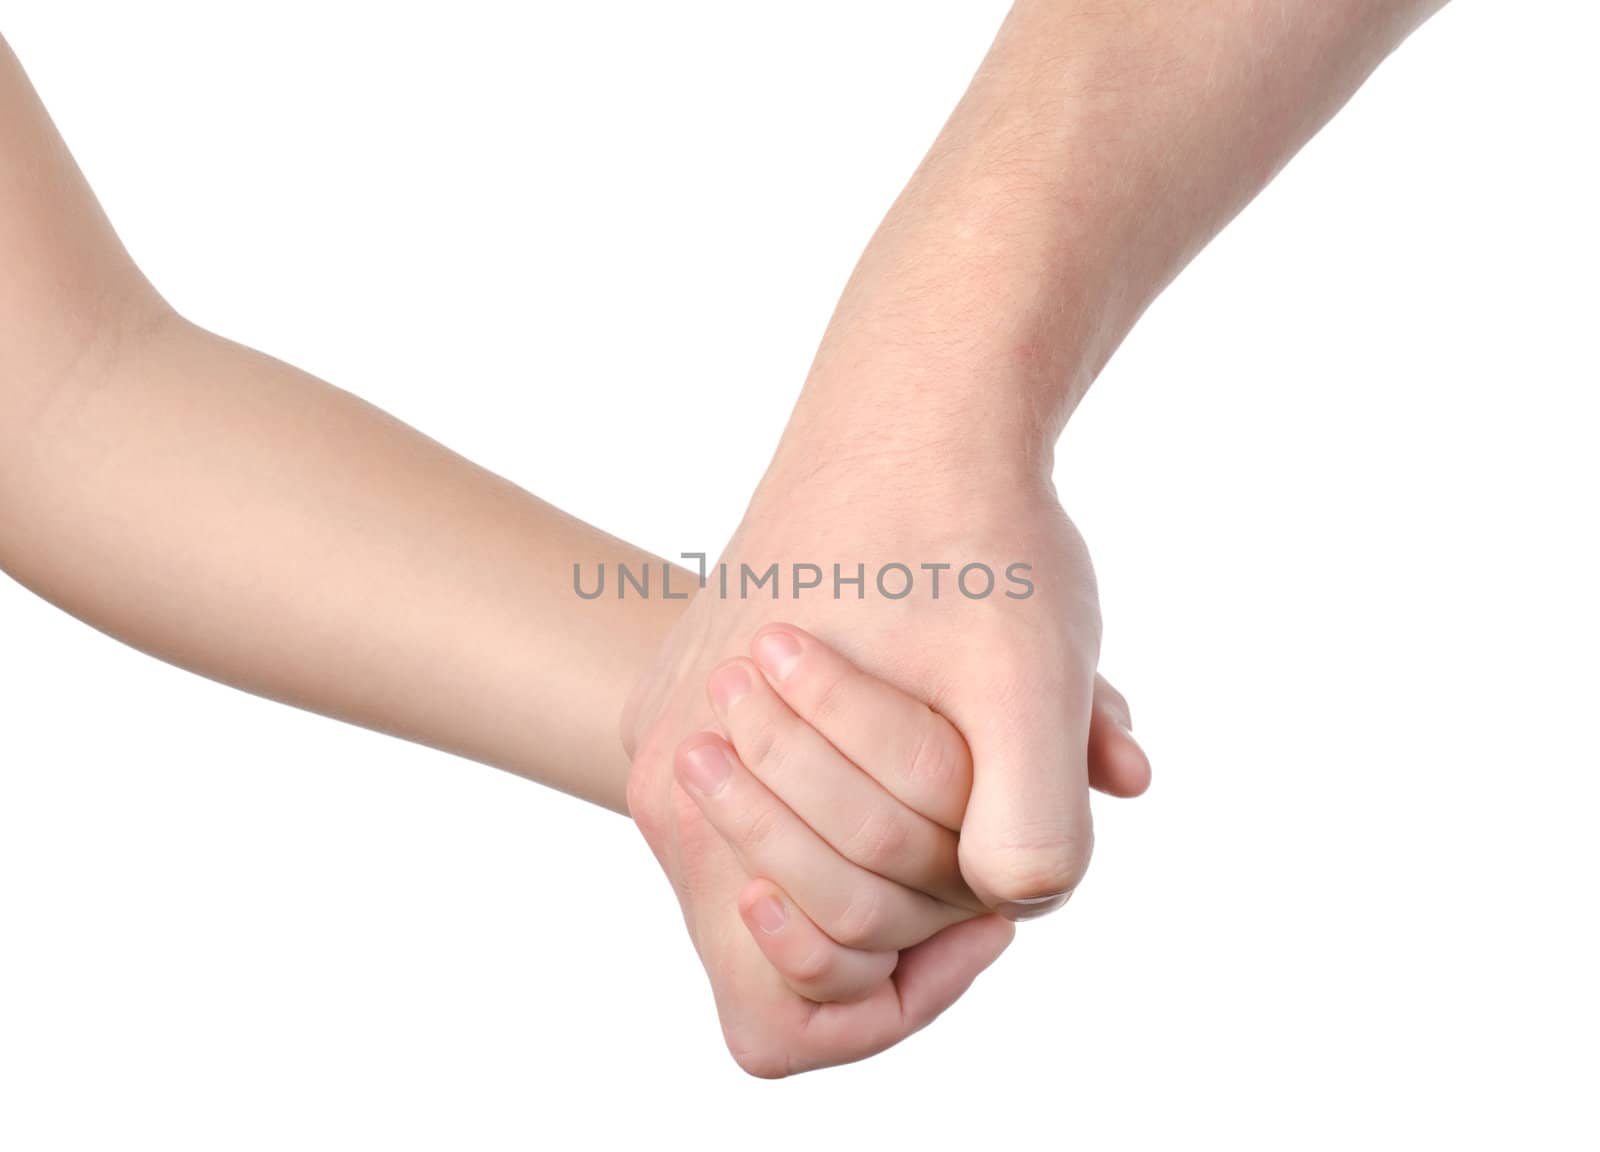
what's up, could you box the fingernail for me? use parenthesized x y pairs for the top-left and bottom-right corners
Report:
(753, 631), (803, 681)
(997, 891), (1074, 922)
(680, 743), (733, 797)
(709, 664), (752, 713)
(749, 894), (787, 935)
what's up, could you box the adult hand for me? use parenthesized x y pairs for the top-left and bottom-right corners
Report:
(623, 0), (1451, 1075)
(623, 429), (1149, 1074)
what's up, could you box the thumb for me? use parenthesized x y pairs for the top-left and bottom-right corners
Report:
(952, 655), (1096, 921)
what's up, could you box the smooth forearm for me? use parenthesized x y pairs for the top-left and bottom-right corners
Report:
(0, 311), (683, 811)
(0, 33), (680, 811)
(787, 0), (1447, 482)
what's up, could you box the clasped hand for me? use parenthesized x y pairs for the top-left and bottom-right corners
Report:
(623, 459), (1150, 1077)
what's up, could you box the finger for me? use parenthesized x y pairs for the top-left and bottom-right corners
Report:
(952, 643), (1096, 920)
(788, 914), (1016, 1074)
(737, 878), (898, 1004)
(709, 655), (975, 908)
(1088, 673), (1152, 798)
(888, 913), (1016, 1033)
(748, 625), (973, 829)
(673, 733), (969, 951)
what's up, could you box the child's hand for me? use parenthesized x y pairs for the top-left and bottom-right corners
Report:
(656, 621), (1148, 1070)
(674, 624), (991, 1005)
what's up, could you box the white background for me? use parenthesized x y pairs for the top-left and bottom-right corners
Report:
(2, 2), (1596, 1148)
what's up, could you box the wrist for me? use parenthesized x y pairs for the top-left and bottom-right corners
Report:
(789, 125), (1123, 459)
(769, 363), (1061, 509)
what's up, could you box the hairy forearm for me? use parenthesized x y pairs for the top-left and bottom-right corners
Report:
(786, 0), (1447, 481)
(0, 35), (679, 812)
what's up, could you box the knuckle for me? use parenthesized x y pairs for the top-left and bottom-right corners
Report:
(966, 827), (1095, 904)
(843, 806), (912, 873)
(786, 941), (835, 986)
(905, 714), (971, 799)
(1098, 679), (1133, 730)
(732, 699), (805, 789)
(753, 724), (803, 786)
(737, 710), (780, 771)
(723, 1027), (790, 1080)
(806, 666), (854, 730)
(829, 882), (886, 950)
(738, 803), (786, 859)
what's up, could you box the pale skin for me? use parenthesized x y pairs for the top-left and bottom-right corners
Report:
(3, 0), (1453, 1079)
(0, 24), (1143, 1071)
(626, 0), (1451, 1074)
